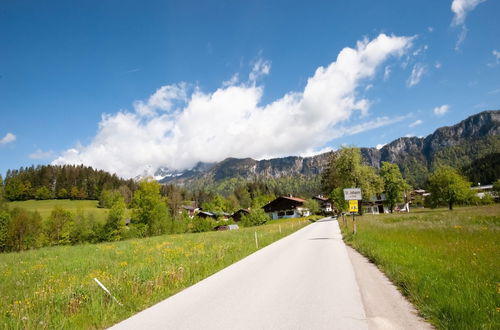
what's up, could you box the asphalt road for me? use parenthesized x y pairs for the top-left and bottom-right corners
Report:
(111, 218), (428, 329)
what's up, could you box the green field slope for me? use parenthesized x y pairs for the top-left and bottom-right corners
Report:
(7, 199), (109, 221)
(0, 217), (310, 329)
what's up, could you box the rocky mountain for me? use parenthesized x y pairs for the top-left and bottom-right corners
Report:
(158, 110), (500, 188)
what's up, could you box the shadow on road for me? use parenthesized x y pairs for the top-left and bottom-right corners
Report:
(308, 237), (336, 240)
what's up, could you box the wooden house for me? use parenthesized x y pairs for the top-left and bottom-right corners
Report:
(262, 196), (310, 220)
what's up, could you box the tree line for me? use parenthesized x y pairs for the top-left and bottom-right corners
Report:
(1, 164), (137, 201)
(322, 147), (498, 213)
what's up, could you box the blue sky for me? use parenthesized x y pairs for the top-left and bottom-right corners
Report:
(1, 0), (499, 178)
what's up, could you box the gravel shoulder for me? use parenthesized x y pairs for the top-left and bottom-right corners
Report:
(346, 245), (433, 329)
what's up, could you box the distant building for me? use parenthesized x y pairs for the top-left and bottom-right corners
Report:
(181, 205), (199, 218)
(197, 211), (217, 219)
(362, 193), (387, 214)
(312, 195), (334, 213)
(232, 209), (250, 222)
(262, 196), (310, 220)
(471, 184), (494, 199)
(214, 224), (239, 231)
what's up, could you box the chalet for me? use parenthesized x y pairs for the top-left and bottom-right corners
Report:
(312, 195), (334, 213)
(362, 193), (387, 214)
(181, 205), (199, 218)
(262, 196), (310, 220)
(471, 184), (494, 199)
(197, 211), (217, 219)
(232, 209), (250, 222)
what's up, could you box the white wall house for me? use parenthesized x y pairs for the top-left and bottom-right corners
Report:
(262, 196), (310, 220)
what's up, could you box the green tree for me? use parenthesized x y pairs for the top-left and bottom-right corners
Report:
(69, 209), (93, 244)
(46, 207), (74, 245)
(201, 194), (229, 213)
(35, 186), (53, 200)
(303, 198), (320, 215)
(427, 166), (471, 210)
(493, 179), (500, 196)
(330, 187), (348, 213)
(103, 197), (126, 241)
(132, 180), (170, 236)
(57, 188), (69, 199)
(8, 208), (42, 251)
(322, 147), (383, 211)
(234, 185), (252, 209)
(380, 162), (411, 213)
(98, 189), (122, 208)
(0, 209), (11, 251)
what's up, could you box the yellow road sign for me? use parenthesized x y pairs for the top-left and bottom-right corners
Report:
(349, 200), (358, 213)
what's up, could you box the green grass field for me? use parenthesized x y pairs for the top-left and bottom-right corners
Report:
(341, 204), (500, 329)
(7, 199), (110, 222)
(0, 217), (311, 329)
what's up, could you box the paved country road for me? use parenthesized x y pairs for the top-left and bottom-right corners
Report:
(111, 218), (430, 330)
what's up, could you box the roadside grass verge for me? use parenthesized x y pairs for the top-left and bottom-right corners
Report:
(0, 217), (310, 329)
(341, 204), (500, 329)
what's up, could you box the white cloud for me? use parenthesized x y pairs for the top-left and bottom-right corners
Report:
(376, 143), (386, 150)
(53, 34), (414, 178)
(489, 50), (500, 66)
(0, 132), (16, 145)
(29, 149), (54, 159)
(249, 58), (271, 82)
(407, 63), (426, 87)
(383, 66), (391, 80)
(451, 0), (487, 50)
(427, 26), (434, 33)
(409, 119), (423, 127)
(435, 61), (442, 69)
(451, 0), (486, 26)
(433, 104), (450, 116)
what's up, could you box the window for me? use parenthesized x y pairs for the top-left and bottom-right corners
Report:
(277, 211), (285, 217)
(285, 210), (294, 216)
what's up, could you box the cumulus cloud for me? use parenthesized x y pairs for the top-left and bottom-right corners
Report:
(407, 63), (426, 87)
(451, 0), (487, 50)
(489, 50), (500, 66)
(29, 149), (54, 159)
(53, 34), (414, 178)
(0, 132), (16, 145)
(434, 104), (450, 116)
(376, 143), (386, 150)
(409, 119), (423, 127)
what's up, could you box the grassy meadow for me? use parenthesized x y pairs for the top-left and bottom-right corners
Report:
(0, 217), (311, 329)
(7, 199), (111, 222)
(341, 204), (500, 329)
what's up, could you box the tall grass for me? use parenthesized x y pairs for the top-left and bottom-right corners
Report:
(341, 205), (500, 329)
(0, 217), (310, 329)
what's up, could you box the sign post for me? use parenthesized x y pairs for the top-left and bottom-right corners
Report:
(344, 188), (362, 234)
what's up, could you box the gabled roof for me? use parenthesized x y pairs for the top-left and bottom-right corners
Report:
(313, 195), (329, 202)
(262, 196), (306, 213)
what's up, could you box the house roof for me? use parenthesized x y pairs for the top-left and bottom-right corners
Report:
(282, 196), (305, 203)
(262, 196), (306, 213)
(313, 195), (329, 202)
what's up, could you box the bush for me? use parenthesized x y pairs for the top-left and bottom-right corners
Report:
(191, 216), (217, 233)
(240, 209), (270, 227)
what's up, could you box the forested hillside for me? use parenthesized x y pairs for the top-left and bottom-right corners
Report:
(1, 165), (136, 201)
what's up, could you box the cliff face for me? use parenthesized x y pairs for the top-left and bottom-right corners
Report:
(160, 110), (499, 186)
